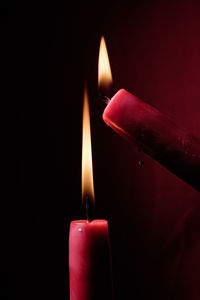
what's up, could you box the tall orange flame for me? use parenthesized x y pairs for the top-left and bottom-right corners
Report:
(82, 85), (95, 203)
(98, 36), (113, 90)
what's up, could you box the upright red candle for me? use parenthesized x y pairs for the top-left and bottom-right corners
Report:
(69, 86), (113, 300)
(69, 220), (112, 300)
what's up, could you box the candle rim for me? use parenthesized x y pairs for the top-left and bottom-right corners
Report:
(70, 220), (109, 228)
(70, 219), (107, 224)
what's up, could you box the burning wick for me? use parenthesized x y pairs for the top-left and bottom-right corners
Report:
(99, 92), (111, 105)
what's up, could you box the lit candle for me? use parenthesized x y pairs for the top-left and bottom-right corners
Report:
(69, 86), (113, 300)
(97, 36), (200, 191)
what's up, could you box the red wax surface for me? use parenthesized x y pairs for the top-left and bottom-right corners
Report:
(69, 220), (113, 300)
(103, 89), (200, 191)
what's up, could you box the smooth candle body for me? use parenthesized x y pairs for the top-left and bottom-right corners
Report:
(103, 89), (200, 191)
(69, 220), (113, 300)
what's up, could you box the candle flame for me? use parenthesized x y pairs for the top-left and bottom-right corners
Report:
(98, 36), (113, 90)
(82, 85), (95, 204)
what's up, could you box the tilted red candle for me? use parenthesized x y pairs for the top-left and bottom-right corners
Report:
(103, 89), (200, 191)
(69, 86), (113, 300)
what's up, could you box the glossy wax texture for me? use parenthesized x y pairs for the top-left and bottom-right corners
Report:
(103, 89), (200, 191)
(69, 220), (113, 300)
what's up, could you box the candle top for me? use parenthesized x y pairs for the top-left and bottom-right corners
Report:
(70, 219), (109, 237)
(71, 219), (107, 225)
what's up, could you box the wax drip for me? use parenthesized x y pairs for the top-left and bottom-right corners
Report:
(138, 160), (144, 168)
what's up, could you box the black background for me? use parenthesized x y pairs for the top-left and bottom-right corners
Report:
(5, 0), (200, 299)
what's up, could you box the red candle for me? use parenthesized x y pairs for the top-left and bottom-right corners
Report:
(103, 89), (200, 191)
(69, 220), (112, 300)
(69, 86), (113, 300)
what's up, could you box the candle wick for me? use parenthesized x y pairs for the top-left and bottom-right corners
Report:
(85, 196), (94, 222)
(99, 93), (110, 105)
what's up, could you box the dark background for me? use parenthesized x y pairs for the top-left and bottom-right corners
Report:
(5, 0), (200, 299)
